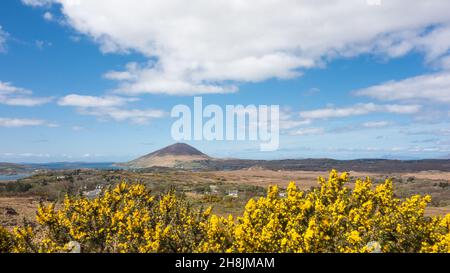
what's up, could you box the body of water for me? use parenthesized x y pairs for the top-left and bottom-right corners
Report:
(27, 162), (123, 170)
(0, 162), (125, 181)
(0, 174), (32, 181)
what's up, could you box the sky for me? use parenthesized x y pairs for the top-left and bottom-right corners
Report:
(1, 0), (450, 163)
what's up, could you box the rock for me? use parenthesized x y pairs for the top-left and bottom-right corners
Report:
(66, 241), (81, 253)
(366, 241), (382, 253)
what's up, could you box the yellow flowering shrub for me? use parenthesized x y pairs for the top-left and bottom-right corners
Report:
(10, 183), (212, 253)
(0, 226), (13, 253)
(1, 170), (449, 253)
(0, 224), (38, 253)
(227, 170), (448, 253)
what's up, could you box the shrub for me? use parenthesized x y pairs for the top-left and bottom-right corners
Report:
(29, 183), (212, 253)
(1, 170), (449, 253)
(227, 170), (449, 253)
(1, 182), (32, 193)
(0, 226), (13, 252)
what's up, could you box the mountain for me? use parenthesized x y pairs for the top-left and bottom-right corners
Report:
(124, 143), (211, 168)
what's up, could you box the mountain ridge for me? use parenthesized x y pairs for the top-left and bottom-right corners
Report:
(119, 143), (450, 172)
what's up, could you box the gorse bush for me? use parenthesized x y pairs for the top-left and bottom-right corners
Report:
(0, 226), (13, 252)
(1, 170), (449, 253)
(26, 184), (210, 253)
(230, 171), (449, 253)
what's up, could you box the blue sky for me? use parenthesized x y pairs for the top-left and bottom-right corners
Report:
(1, 0), (450, 162)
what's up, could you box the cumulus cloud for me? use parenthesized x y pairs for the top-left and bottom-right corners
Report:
(0, 81), (52, 106)
(21, 0), (450, 95)
(58, 94), (165, 124)
(355, 72), (450, 103)
(299, 103), (421, 120)
(103, 62), (239, 96)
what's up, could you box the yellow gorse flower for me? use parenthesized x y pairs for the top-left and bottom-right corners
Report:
(0, 170), (449, 253)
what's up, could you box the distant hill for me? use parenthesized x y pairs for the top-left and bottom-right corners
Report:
(124, 143), (210, 168)
(121, 143), (450, 172)
(4, 148), (450, 173)
(199, 158), (450, 172)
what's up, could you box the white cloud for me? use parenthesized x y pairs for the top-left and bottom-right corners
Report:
(329, 120), (395, 134)
(401, 128), (450, 136)
(47, 123), (60, 128)
(0, 118), (46, 128)
(69, 35), (81, 43)
(303, 88), (320, 97)
(43, 11), (53, 21)
(0, 152), (51, 158)
(18, 153), (51, 158)
(0, 25), (8, 53)
(278, 109), (311, 130)
(1, 97), (52, 106)
(355, 72), (450, 103)
(299, 103), (421, 120)
(0, 81), (30, 94)
(280, 119), (312, 130)
(21, 0), (52, 7)
(362, 121), (392, 128)
(22, 0), (450, 95)
(79, 107), (166, 124)
(58, 94), (165, 124)
(35, 40), (52, 50)
(227, 107), (311, 133)
(58, 94), (137, 107)
(0, 81), (52, 106)
(290, 127), (325, 136)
